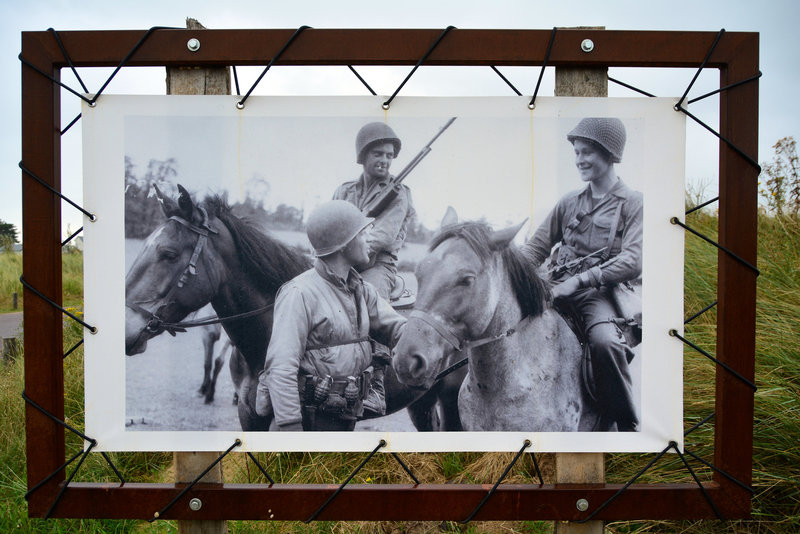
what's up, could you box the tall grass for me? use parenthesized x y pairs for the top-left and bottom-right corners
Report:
(0, 212), (798, 532)
(0, 248), (83, 312)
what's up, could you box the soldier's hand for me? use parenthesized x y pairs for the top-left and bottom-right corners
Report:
(552, 276), (580, 299)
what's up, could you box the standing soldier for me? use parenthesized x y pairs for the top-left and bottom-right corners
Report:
(258, 200), (407, 431)
(522, 117), (643, 432)
(333, 122), (416, 299)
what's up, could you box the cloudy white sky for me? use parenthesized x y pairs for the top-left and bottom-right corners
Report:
(2, 0), (798, 239)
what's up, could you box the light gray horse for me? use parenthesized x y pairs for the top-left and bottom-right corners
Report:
(392, 215), (599, 431)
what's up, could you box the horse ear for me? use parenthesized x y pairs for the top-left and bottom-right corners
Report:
(177, 184), (195, 221)
(441, 206), (458, 228)
(489, 219), (528, 250)
(153, 184), (181, 218)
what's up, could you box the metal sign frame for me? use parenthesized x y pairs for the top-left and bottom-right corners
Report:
(21, 28), (758, 521)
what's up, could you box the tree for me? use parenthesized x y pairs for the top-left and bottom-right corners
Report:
(760, 136), (800, 216)
(0, 220), (19, 244)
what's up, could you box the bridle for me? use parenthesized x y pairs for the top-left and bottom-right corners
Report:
(126, 208), (274, 336)
(408, 309), (530, 381)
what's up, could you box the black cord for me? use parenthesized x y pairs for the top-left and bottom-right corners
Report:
(529, 27), (557, 109)
(669, 329), (757, 391)
(382, 26), (456, 109)
(460, 439), (531, 523)
(237, 26), (311, 109)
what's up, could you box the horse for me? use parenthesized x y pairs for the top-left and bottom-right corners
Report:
(392, 217), (599, 431)
(125, 184), (463, 431)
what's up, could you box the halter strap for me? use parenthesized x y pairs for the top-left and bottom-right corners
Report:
(168, 207), (219, 288)
(409, 309), (530, 353)
(409, 310), (463, 351)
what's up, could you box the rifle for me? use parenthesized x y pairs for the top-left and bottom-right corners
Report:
(363, 117), (457, 218)
(546, 247), (606, 279)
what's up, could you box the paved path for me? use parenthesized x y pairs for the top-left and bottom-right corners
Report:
(0, 312), (23, 338)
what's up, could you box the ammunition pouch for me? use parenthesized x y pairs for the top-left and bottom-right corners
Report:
(299, 368), (373, 423)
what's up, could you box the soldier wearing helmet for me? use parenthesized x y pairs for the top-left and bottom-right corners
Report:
(523, 117), (643, 432)
(333, 121), (416, 299)
(258, 200), (407, 431)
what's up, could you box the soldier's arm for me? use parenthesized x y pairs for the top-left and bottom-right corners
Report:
(265, 285), (309, 428)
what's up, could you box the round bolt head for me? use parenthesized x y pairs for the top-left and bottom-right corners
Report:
(581, 39), (595, 53)
(189, 498), (202, 511)
(576, 498), (589, 512)
(187, 38), (201, 52)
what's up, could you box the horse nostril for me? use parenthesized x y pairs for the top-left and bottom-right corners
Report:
(408, 353), (428, 379)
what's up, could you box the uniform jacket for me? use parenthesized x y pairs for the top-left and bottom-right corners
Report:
(264, 259), (406, 426)
(333, 174), (415, 265)
(524, 178), (643, 287)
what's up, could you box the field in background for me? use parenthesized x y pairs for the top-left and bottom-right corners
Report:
(0, 213), (798, 532)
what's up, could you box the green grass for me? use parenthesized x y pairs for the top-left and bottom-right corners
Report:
(1, 212), (798, 532)
(0, 248), (83, 312)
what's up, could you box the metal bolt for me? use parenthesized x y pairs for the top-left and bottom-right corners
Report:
(189, 498), (202, 511)
(187, 38), (201, 52)
(576, 498), (589, 512)
(581, 39), (594, 53)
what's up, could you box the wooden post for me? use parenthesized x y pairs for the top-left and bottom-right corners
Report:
(553, 27), (607, 534)
(167, 18), (230, 534)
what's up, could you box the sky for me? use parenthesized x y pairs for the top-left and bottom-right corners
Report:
(2, 0), (799, 240)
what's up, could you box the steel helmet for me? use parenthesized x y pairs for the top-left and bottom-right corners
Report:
(355, 122), (401, 164)
(567, 117), (627, 163)
(306, 200), (373, 257)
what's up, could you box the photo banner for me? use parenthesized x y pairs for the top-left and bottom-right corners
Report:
(82, 95), (685, 452)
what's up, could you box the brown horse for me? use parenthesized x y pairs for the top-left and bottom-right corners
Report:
(392, 217), (599, 431)
(125, 185), (462, 431)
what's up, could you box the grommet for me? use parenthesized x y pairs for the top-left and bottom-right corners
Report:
(528, 103), (536, 110)
(187, 38), (201, 52)
(236, 101), (245, 110)
(581, 39), (594, 53)
(381, 102), (390, 110)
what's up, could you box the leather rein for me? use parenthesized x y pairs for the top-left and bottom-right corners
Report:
(126, 208), (274, 336)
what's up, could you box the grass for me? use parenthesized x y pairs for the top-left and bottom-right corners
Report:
(0, 212), (798, 532)
(0, 248), (84, 313)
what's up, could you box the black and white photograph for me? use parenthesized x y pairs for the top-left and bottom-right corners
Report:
(83, 95), (685, 452)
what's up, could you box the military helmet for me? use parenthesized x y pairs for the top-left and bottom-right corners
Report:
(306, 200), (373, 257)
(355, 122), (401, 164)
(567, 117), (627, 163)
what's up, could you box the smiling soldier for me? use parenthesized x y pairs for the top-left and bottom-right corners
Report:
(333, 122), (416, 300)
(522, 117), (643, 432)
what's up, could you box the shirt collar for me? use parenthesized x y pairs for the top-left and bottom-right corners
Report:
(314, 258), (363, 292)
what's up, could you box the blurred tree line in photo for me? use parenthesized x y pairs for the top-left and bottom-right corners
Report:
(124, 156), (435, 243)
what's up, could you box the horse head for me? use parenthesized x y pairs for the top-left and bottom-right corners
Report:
(393, 211), (530, 389)
(125, 184), (235, 355)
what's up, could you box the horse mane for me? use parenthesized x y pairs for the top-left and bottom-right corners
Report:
(204, 196), (312, 294)
(430, 221), (551, 318)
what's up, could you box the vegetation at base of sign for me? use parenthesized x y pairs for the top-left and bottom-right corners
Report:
(0, 246), (84, 313)
(0, 199), (798, 533)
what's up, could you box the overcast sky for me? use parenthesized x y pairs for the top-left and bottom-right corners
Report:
(2, 0), (798, 239)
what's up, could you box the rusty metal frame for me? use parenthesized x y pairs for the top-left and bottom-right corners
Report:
(21, 28), (758, 521)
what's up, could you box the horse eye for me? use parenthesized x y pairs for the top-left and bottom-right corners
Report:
(458, 276), (475, 287)
(159, 249), (180, 262)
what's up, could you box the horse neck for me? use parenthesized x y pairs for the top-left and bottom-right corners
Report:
(467, 256), (525, 389)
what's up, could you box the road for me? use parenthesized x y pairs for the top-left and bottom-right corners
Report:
(0, 312), (22, 338)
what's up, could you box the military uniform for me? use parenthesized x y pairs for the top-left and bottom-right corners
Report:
(264, 259), (406, 431)
(523, 178), (643, 431)
(333, 178), (415, 299)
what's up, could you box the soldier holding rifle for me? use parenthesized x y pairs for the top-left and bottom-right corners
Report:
(334, 118), (455, 299)
(522, 117), (643, 432)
